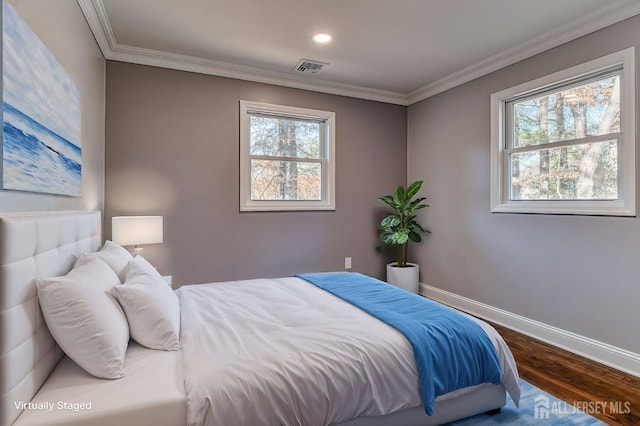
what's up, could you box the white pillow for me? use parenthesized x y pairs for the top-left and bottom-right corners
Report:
(126, 255), (162, 280)
(76, 240), (133, 282)
(37, 257), (129, 379)
(112, 270), (180, 351)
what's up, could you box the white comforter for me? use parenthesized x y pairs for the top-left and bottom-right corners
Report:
(177, 277), (520, 426)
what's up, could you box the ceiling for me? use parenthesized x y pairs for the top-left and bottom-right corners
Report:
(79, 0), (640, 105)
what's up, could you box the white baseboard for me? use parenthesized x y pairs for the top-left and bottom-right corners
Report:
(419, 283), (640, 379)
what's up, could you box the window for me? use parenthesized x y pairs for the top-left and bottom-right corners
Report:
(490, 48), (635, 216)
(240, 101), (335, 211)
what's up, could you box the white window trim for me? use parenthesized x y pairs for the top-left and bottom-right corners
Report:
(490, 47), (636, 216)
(239, 100), (336, 211)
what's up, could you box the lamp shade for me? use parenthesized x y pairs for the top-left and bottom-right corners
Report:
(112, 216), (163, 246)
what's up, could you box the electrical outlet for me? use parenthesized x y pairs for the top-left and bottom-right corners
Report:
(345, 257), (352, 269)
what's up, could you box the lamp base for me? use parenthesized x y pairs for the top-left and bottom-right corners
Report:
(134, 246), (144, 258)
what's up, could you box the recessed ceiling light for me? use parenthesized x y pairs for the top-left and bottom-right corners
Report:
(313, 33), (332, 44)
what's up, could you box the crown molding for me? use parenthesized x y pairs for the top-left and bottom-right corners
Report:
(408, 0), (640, 104)
(79, 0), (640, 106)
(77, 0), (408, 105)
(77, 0), (113, 58)
(108, 44), (410, 105)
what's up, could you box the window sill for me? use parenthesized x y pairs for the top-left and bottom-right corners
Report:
(490, 201), (635, 217)
(240, 200), (335, 212)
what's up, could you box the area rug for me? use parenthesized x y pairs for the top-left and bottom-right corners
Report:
(445, 378), (606, 425)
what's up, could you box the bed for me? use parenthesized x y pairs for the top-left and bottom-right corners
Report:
(0, 211), (519, 426)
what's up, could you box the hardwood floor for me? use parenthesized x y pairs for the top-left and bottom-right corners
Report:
(491, 323), (640, 425)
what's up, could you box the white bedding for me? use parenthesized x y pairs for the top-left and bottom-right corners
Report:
(13, 342), (186, 426)
(178, 277), (520, 426)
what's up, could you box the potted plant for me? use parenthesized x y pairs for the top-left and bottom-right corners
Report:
(378, 180), (429, 293)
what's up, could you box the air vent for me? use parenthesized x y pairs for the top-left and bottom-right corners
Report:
(294, 59), (329, 75)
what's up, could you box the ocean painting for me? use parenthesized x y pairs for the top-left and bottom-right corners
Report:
(2, 0), (81, 196)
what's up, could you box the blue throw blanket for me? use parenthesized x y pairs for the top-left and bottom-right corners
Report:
(296, 272), (501, 416)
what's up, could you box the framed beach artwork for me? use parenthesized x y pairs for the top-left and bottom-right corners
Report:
(2, 0), (81, 196)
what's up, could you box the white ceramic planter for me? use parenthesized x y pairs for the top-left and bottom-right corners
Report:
(386, 262), (419, 293)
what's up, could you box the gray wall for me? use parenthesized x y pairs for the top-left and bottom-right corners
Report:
(105, 62), (406, 286)
(0, 0), (105, 213)
(408, 16), (640, 353)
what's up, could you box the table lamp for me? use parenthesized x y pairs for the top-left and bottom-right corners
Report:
(112, 216), (163, 257)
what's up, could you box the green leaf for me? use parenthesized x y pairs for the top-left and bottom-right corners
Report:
(395, 186), (405, 203)
(410, 197), (426, 207)
(394, 232), (409, 245)
(406, 198), (425, 213)
(380, 230), (394, 240)
(408, 231), (422, 243)
(379, 195), (399, 209)
(405, 180), (423, 199)
(409, 220), (426, 233)
(381, 215), (401, 228)
(389, 228), (409, 244)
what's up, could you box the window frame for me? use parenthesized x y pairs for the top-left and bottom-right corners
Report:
(490, 47), (636, 216)
(239, 100), (336, 211)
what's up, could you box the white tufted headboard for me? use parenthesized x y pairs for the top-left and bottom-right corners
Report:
(0, 211), (101, 426)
